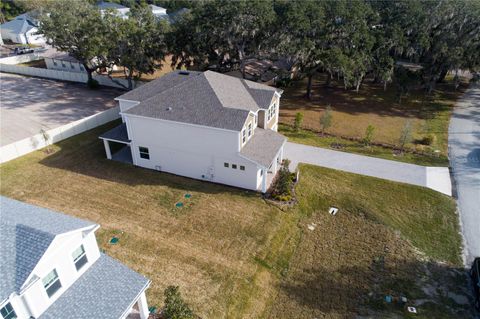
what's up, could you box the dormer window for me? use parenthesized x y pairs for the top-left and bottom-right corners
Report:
(43, 269), (62, 298)
(72, 245), (88, 271)
(0, 303), (16, 319)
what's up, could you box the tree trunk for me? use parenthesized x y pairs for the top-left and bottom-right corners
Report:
(436, 68), (449, 83)
(325, 72), (332, 86)
(306, 73), (313, 100)
(85, 64), (93, 83)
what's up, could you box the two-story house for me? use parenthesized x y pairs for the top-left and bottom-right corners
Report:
(0, 196), (150, 319)
(99, 70), (287, 192)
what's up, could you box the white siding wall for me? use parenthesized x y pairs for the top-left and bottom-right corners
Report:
(12, 229), (100, 318)
(125, 115), (261, 190)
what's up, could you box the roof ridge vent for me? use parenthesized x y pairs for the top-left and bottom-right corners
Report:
(179, 71), (190, 75)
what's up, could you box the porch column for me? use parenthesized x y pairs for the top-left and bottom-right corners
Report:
(261, 168), (267, 193)
(103, 139), (112, 160)
(137, 291), (149, 319)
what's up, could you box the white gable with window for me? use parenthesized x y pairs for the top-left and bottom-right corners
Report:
(6, 227), (101, 317)
(0, 196), (151, 319)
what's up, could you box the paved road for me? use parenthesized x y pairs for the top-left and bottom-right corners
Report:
(0, 73), (121, 146)
(448, 83), (480, 265)
(285, 142), (452, 196)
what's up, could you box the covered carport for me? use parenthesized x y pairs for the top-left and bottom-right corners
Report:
(99, 123), (133, 164)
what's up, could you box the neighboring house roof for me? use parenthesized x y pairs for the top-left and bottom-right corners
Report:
(240, 128), (286, 167)
(149, 4), (167, 15)
(39, 253), (149, 319)
(99, 123), (130, 143)
(0, 17), (37, 35)
(96, 1), (128, 10)
(121, 70), (281, 131)
(0, 196), (96, 302)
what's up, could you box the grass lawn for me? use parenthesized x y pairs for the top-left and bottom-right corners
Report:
(280, 124), (449, 166)
(279, 73), (468, 166)
(0, 122), (470, 318)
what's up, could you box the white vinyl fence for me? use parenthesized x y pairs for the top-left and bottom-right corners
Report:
(0, 52), (46, 65)
(0, 106), (120, 164)
(0, 63), (142, 89)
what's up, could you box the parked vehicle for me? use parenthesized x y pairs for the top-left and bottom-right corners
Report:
(471, 257), (480, 311)
(14, 46), (34, 55)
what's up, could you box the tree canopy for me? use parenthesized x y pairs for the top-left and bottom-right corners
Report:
(33, 0), (479, 95)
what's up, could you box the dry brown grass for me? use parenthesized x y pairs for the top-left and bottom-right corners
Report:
(280, 74), (467, 156)
(0, 121), (299, 318)
(268, 165), (470, 319)
(0, 123), (468, 318)
(107, 55), (180, 82)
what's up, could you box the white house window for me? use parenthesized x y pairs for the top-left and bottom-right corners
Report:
(240, 165), (245, 171)
(43, 269), (62, 298)
(139, 147), (150, 159)
(224, 162), (229, 168)
(0, 303), (16, 319)
(248, 123), (252, 137)
(80, 65), (85, 71)
(61, 62), (66, 68)
(70, 63), (75, 69)
(242, 129), (246, 144)
(232, 164), (237, 169)
(72, 245), (88, 271)
(53, 60), (57, 66)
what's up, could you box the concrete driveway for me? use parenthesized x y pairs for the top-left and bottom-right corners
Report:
(285, 142), (451, 195)
(0, 73), (121, 146)
(448, 83), (480, 265)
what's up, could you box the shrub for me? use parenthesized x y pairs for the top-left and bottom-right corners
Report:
(294, 113), (304, 132)
(271, 159), (294, 201)
(417, 134), (435, 146)
(399, 120), (413, 152)
(319, 105), (333, 135)
(363, 124), (375, 146)
(163, 286), (195, 319)
(87, 78), (99, 89)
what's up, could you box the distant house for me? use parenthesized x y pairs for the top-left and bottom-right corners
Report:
(99, 70), (286, 193)
(0, 13), (45, 45)
(44, 52), (86, 73)
(97, 2), (168, 20)
(149, 4), (168, 19)
(97, 1), (130, 19)
(0, 196), (151, 319)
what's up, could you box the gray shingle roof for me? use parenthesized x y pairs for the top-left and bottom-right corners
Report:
(39, 253), (150, 319)
(0, 196), (96, 301)
(240, 128), (286, 167)
(121, 70), (281, 131)
(116, 71), (202, 102)
(99, 123), (130, 143)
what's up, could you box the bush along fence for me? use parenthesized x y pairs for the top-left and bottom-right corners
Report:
(0, 106), (120, 164)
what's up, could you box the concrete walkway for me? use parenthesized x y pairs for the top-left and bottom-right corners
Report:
(448, 83), (480, 265)
(285, 142), (452, 196)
